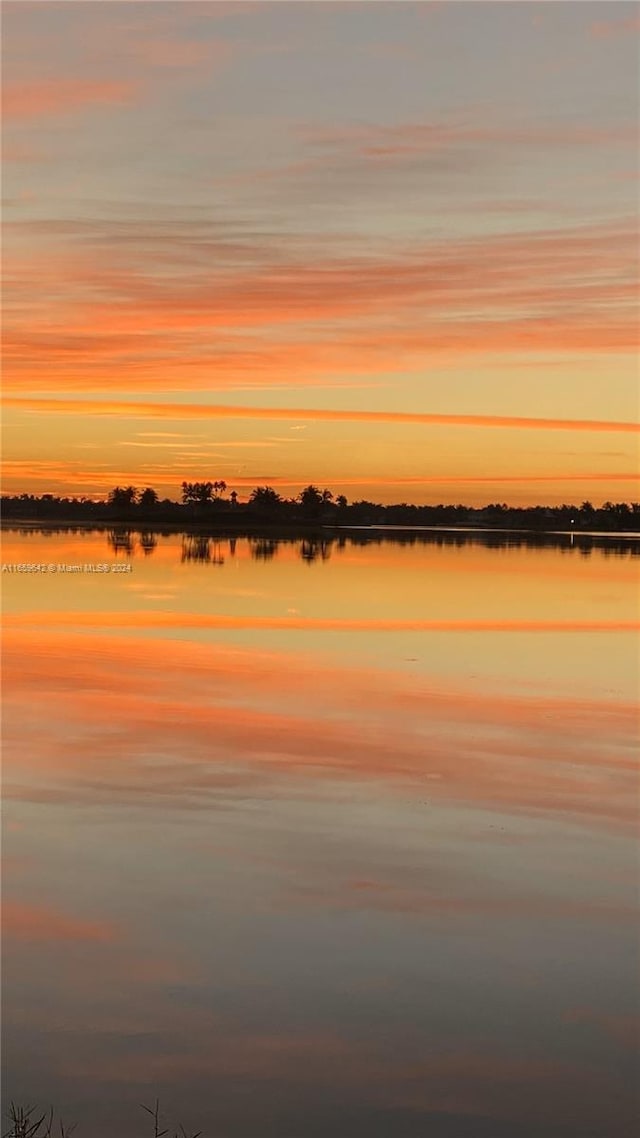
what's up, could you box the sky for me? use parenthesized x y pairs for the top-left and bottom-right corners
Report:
(2, 0), (639, 505)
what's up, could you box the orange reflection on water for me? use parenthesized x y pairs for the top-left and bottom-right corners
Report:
(2, 900), (118, 943)
(2, 530), (638, 630)
(2, 531), (638, 1138)
(3, 628), (637, 832)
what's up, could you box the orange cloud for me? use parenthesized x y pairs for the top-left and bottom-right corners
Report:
(3, 79), (138, 120)
(2, 218), (635, 394)
(4, 397), (639, 433)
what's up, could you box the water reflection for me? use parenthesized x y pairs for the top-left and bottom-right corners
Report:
(106, 527), (136, 557)
(248, 537), (279, 561)
(300, 537), (332, 563)
(6, 525), (639, 561)
(1, 528), (638, 1138)
(181, 535), (225, 565)
(139, 531), (158, 557)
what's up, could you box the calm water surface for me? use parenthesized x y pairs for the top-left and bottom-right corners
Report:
(2, 527), (639, 1137)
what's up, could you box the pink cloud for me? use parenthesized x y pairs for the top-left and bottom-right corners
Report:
(2, 217), (636, 396)
(2, 899), (117, 943)
(590, 14), (640, 38)
(3, 78), (138, 120)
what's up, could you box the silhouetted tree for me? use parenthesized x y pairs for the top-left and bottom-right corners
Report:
(299, 485), (333, 516)
(299, 485), (323, 510)
(108, 486), (137, 511)
(250, 486), (283, 512)
(139, 487), (159, 509)
(181, 481), (214, 505)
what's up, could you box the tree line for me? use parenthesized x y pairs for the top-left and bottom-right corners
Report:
(2, 484), (639, 531)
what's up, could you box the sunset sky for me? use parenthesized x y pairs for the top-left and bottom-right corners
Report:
(2, 0), (639, 505)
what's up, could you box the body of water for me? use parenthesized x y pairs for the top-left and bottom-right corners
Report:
(2, 526), (638, 1137)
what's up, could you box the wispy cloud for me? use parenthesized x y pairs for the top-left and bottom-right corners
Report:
(3, 217), (636, 394)
(5, 398), (639, 433)
(3, 79), (139, 120)
(297, 117), (638, 157)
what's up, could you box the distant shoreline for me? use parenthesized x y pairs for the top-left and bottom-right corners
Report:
(4, 488), (639, 535)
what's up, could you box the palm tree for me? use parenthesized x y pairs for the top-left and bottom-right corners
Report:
(299, 484), (323, 511)
(108, 486), (137, 511)
(139, 487), (158, 510)
(181, 481), (213, 506)
(250, 486), (282, 511)
(300, 485), (334, 517)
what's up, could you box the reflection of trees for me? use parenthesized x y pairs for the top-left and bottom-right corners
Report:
(107, 528), (135, 556)
(7, 524), (638, 567)
(299, 538), (333, 563)
(182, 535), (210, 562)
(249, 538), (279, 561)
(181, 535), (225, 564)
(139, 531), (157, 556)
